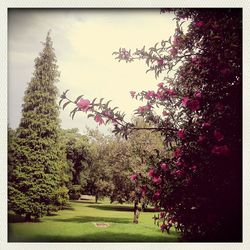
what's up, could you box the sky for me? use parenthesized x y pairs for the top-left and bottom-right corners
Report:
(8, 9), (177, 135)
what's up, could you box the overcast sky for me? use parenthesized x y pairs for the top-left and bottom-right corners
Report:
(8, 9), (177, 134)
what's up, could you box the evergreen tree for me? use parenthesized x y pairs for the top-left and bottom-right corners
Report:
(8, 31), (68, 220)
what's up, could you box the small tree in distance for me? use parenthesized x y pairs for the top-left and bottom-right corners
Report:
(60, 128), (91, 200)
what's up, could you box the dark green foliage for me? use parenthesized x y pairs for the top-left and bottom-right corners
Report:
(84, 130), (115, 203)
(60, 128), (91, 199)
(8, 32), (69, 219)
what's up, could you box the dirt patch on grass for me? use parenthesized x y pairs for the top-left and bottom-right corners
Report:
(94, 223), (110, 228)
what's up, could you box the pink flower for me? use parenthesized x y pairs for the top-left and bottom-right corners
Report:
(202, 122), (211, 128)
(176, 160), (182, 167)
(166, 89), (176, 95)
(194, 92), (202, 98)
(177, 128), (185, 139)
(158, 82), (164, 88)
(160, 163), (168, 171)
(191, 56), (200, 64)
(130, 174), (137, 181)
(169, 47), (178, 57)
(145, 104), (152, 110)
(214, 130), (224, 142)
(157, 59), (164, 66)
(77, 98), (91, 111)
(175, 169), (184, 176)
(198, 135), (206, 143)
(154, 190), (161, 197)
(211, 145), (230, 156)
(187, 99), (200, 112)
(94, 114), (104, 125)
(120, 48), (130, 60)
(190, 165), (197, 172)
(153, 176), (161, 185)
(173, 148), (182, 158)
(130, 91), (136, 98)
(172, 36), (179, 46)
(138, 106), (145, 113)
(162, 111), (168, 116)
(138, 105), (151, 113)
(146, 90), (155, 99)
(195, 21), (204, 27)
(156, 90), (164, 100)
(148, 168), (154, 178)
(182, 97), (189, 107)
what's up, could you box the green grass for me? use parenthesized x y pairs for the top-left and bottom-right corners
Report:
(8, 198), (180, 242)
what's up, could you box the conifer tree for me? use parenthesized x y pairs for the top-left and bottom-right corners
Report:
(8, 31), (68, 220)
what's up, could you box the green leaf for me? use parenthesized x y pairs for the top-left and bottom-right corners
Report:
(60, 89), (69, 99)
(91, 98), (97, 105)
(62, 101), (71, 110)
(74, 95), (84, 104)
(99, 98), (104, 105)
(106, 100), (112, 107)
(71, 109), (78, 120)
(71, 112), (76, 120)
(70, 107), (78, 117)
(59, 98), (64, 106)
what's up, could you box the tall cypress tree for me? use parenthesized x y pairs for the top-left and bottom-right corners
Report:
(8, 31), (68, 220)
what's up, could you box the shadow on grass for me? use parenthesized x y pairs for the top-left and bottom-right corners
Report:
(70, 200), (99, 205)
(62, 206), (75, 211)
(87, 204), (134, 212)
(46, 213), (58, 217)
(9, 231), (180, 242)
(86, 204), (156, 213)
(8, 213), (40, 223)
(80, 197), (94, 201)
(50, 215), (131, 224)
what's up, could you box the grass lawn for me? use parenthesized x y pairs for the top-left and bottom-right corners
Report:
(8, 197), (180, 242)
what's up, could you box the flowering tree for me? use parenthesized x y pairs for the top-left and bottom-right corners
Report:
(60, 9), (242, 241)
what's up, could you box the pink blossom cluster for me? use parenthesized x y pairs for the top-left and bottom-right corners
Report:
(173, 148), (183, 158)
(130, 174), (137, 181)
(160, 163), (168, 171)
(177, 128), (185, 140)
(211, 145), (230, 156)
(77, 98), (91, 111)
(130, 91), (136, 98)
(195, 21), (204, 27)
(181, 94), (201, 112)
(138, 104), (152, 114)
(120, 48), (130, 60)
(94, 114), (104, 125)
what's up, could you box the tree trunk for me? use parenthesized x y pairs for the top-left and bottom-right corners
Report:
(133, 201), (140, 224)
(142, 202), (146, 212)
(25, 213), (31, 221)
(95, 194), (98, 203)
